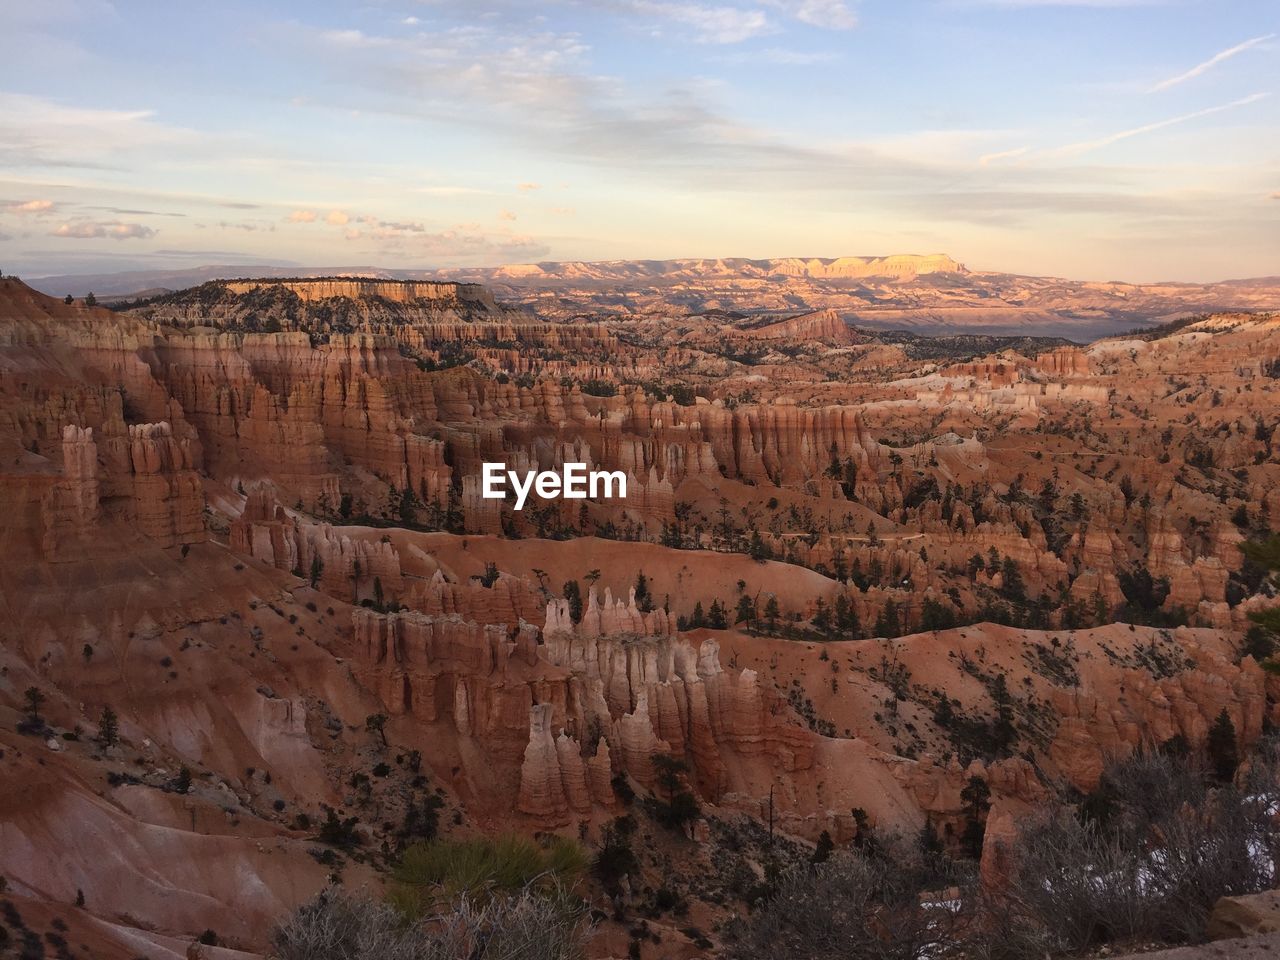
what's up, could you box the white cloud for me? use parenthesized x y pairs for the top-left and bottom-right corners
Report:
(498, 209), (517, 220)
(325, 210), (350, 225)
(6, 199), (56, 215)
(52, 220), (156, 240)
(1149, 34), (1275, 93)
(287, 209), (317, 222)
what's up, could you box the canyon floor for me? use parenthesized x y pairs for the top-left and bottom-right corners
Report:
(1, 264), (1278, 958)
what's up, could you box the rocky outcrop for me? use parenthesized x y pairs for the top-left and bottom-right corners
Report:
(42, 421), (205, 557)
(738, 309), (851, 343)
(42, 425), (101, 560)
(544, 586), (673, 639)
(348, 606), (824, 825)
(121, 422), (205, 547)
(1208, 890), (1280, 939)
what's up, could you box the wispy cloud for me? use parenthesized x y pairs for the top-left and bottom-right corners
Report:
(0, 93), (203, 171)
(412, 185), (494, 196)
(52, 219), (156, 239)
(979, 146), (1029, 166)
(286, 209), (317, 223)
(962, 0), (1169, 6)
(1149, 34), (1275, 93)
(765, 0), (857, 29)
(624, 1), (771, 44)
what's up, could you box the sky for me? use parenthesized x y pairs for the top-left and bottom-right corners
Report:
(0, 0), (1276, 283)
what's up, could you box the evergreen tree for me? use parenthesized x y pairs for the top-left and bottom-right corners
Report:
(563, 579), (584, 623)
(97, 705), (119, 748)
(707, 599), (728, 630)
(689, 601), (706, 628)
(763, 596), (780, 631)
(811, 829), (834, 863)
(365, 713), (389, 748)
(23, 686), (44, 723)
(634, 571), (653, 612)
(1207, 708), (1239, 783)
(812, 597), (831, 635)
(960, 775), (991, 859)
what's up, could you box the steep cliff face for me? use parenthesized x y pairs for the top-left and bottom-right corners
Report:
(738, 308), (852, 343)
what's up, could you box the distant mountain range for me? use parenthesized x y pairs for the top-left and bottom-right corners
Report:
(27, 255), (1280, 339)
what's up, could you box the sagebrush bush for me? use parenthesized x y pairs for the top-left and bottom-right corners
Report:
(274, 886), (589, 960)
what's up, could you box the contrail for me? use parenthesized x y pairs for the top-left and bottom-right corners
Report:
(1150, 34), (1275, 93)
(1051, 92), (1270, 158)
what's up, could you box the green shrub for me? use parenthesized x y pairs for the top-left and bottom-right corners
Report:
(390, 834), (586, 919)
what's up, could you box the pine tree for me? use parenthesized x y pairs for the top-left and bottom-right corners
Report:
(812, 597), (831, 635)
(97, 706), (119, 748)
(23, 686), (44, 723)
(1207, 708), (1239, 783)
(634, 571), (653, 612)
(563, 579), (583, 623)
(764, 596), (780, 631)
(689, 601), (706, 628)
(707, 599), (728, 630)
(365, 713), (389, 748)
(960, 775), (991, 859)
(811, 830), (834, 863)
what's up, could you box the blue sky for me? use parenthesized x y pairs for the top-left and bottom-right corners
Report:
(0, 0), (1275, 282)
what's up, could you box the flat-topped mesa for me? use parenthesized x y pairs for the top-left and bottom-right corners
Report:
(221, 277), (494, 307)
(768, 254), (966, 280)
(129, 277), (503, 333)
